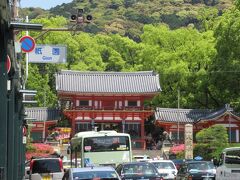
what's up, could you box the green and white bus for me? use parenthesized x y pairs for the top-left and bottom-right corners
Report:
(70, 130), (132, 167)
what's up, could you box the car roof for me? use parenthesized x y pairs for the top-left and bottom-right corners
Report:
(32, 157), (60, 161)
(119, 161), (152, 165)
(149, 160), (174, 163)
(71, 166), (115, 173)
(185, 160), (212, 164)
(133, 155), (150, 157)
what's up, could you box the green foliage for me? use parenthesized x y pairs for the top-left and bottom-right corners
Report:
(19, 0), (233, 38)
(209, 8), (240, 110)
(140, 24), (216, 108)
(20, 8), (240, 111)
(26, 143), (36, 152)
(194, 125), (229, 159)
(176, 151), (185, 159)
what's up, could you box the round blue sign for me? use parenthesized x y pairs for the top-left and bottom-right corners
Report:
(19, 35), (36, 53)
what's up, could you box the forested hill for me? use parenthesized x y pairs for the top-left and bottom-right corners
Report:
(20, 0), (233, 41)
(18, 0), (240, 111)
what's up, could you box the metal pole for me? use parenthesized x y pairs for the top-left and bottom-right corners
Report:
(177, 89), (180, 145)
(23, 16), (29, 90)
(43, 90), (46, 142)
(229, 117), (231, 143)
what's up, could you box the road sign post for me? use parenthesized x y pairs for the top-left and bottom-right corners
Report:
(19, 35), (36, 53)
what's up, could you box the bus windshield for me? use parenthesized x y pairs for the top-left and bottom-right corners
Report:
(83, 136), (130, 152)
(225, 150), (240, 164)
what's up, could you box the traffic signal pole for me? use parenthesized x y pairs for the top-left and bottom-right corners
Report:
(0, 0), (10, 179)
(0, 1), (25, 180)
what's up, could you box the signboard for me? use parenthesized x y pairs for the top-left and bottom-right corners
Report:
(184, 124), (193, 160)
(19, 35), (36, 52)
(23, 136), (27, 144)
(23, 126), (27, 136)
(28, 45), (67, 63)
(6, 55), (11, 73)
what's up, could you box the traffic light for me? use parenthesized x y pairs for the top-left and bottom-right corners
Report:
(85, 15), (93, 23)
(70, 9), (93, 24)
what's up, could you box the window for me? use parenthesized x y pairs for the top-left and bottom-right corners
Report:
(79, 100), (89, 106)
(128, 101), (137, 107)
(225, 150), (240, 164)
(32, 159), (61, 174)
(83, 136), (130, 152)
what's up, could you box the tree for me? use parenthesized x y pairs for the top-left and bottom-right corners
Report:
(194, 125), (228, 160)
(139, 24), (216, 108)
(209, 9), (240, 110)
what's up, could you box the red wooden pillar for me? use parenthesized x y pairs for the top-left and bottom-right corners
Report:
(141, 113), (145, 149)
(72, 96), (76, 109)
(71, 113), (77, 136)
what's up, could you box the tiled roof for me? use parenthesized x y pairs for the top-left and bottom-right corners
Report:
(155, 108), (210, 124)
(25, 107), (61, 122)
(55, 70), (161, 94)
(155, 105), (240, 124)
(198, 106), (240, 122)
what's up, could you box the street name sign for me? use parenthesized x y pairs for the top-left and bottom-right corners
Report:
(28, 44), (67, 63)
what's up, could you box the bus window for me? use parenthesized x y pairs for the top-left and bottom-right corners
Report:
(225, 150), (240, 164)
(83, 136), (130, 152)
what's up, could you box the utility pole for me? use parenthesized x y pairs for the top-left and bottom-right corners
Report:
(0, 1), (42, 179)
(0, 1), (9, 179)
(177, 89), (180, 145)
(11, 0), (19, 20)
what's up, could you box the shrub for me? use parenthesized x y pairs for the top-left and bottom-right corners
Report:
(26, 143), (36, 152)
(26, 143), (55, 160)
(194, 125), (229, 160)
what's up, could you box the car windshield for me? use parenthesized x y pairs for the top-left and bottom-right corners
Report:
(123, 164), (157, 176)
(73, 170), (119, 179)
(152, 162), (175, 169)
(32, 159), (61, 174)
(188, 162), (214, 171)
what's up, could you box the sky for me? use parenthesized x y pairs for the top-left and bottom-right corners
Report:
(19, 0), (73, 10)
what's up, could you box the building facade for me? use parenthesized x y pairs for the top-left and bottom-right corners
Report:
(25, 107), (60, 142)
(55, 70), (161, 149)
(155, 104), (240, 143)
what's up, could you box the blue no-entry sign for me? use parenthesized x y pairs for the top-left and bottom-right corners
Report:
(19, 35), (36, 53)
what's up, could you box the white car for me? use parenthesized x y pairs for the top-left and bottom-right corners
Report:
(149, 159), (178, 180)
(133, 155), (151, 162)
(29, 158), (64, 180)
(63, 159), (81, 169)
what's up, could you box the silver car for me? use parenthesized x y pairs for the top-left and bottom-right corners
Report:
(62, 166), (121, 180)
